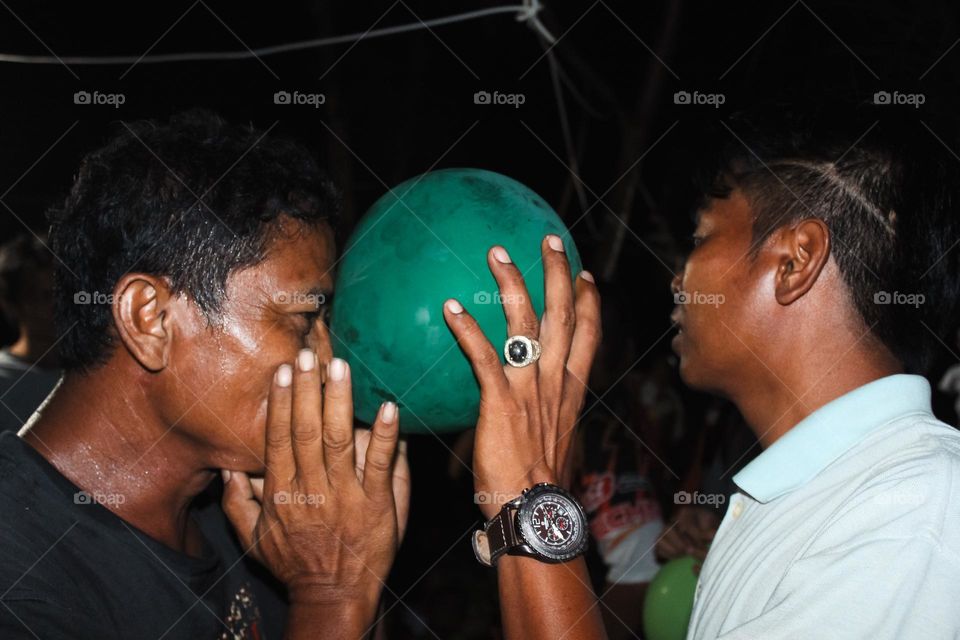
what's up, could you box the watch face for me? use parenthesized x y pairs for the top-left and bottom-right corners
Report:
(518, 485), (588, 562)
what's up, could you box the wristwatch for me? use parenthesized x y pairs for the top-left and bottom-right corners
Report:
(472, 483), (589, 567)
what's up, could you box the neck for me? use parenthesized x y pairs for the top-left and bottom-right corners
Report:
(20, 366), (215, 555)
(730, 335), (903, 448)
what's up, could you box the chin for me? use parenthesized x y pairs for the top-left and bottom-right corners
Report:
(676, 356), (698, 388)
(675, 350), (709, 391)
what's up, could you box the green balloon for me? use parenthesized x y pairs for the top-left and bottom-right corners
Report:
(643, 556), (699, 640)
(330, 168), (582, 433)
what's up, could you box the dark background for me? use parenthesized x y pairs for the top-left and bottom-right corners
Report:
(2, 0), (959, 352)
(1, 1), (959, 637)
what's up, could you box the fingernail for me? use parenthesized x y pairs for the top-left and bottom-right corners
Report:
(382, 401), (398, 424)
(329, 357), (346, 381)
(276, 364), (293, 387)
(547, 235), (564, 252)
(579, 270), (595, 283)
(221, 469), (232, 484)
(492, 246), (511, 263)
(298, 348), (316, 372)
(445, 299), (464, 314)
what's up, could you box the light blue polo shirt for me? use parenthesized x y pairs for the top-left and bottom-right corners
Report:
(688, 374), (960, 639)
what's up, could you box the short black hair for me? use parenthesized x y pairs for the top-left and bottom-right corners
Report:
(696, 106), (960, 374)
(0, 232), (52, 321)
(0, 232), (52, 298)
(48, 109), (340, 372)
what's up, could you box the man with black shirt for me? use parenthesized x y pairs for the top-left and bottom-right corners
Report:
(0, 111), (409, 639)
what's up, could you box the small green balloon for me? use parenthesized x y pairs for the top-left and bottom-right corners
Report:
(643, 556), (699, 640)
(330, 168), (582, 434)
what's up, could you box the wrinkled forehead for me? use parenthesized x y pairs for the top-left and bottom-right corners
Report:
(223, 220), (337, 309)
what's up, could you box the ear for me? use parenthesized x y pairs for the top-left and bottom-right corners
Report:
(773, 218), (831, 306)
(111, 274), (173, 372)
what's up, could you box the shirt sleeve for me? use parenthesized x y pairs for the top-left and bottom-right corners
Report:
(715, 533), (960, 639)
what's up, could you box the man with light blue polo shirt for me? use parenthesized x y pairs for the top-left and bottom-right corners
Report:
(670, 109), (960, 639)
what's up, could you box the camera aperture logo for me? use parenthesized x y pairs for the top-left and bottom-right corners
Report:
(74, 490), (126, 506)
(674, 290), (724, 307)
(873, 290), (924, 308)
(74, 90), (126, 108)
(474, 491), (516, 506)
(473, 290), (525, 305)
(873, 91), (924, 108)
(274, 91), (326, 108)
(674, 490), (725, 507)
(73, 290), (120, 305)
(673, 90), (725, 108)
(273, 291), (327, 305)
(474, 90), (525, 108)
(273, 491), (326, 507)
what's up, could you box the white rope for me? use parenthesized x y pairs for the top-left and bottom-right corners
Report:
(516, 0), (557, 44)
(0, 3), (555, 65)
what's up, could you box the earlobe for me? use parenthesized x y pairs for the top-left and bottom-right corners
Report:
(112, 275), (173, 372)
(774, 219), (831, 305)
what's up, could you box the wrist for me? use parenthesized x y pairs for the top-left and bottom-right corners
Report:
(285, 595), (379, 640)
(475, 471), (560, 520)
(287, 576), (381, 609)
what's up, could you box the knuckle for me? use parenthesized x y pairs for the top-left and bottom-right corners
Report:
(517, 317), (540, 335)
(460, 318), (485, 340)
(551, 307), (576, 329)
(322, 431), (352, 455)
(292, 424), (321, 444)
(581, 323), (603, 345)
(364, 451), (393, 474)
(476, 348), (502, 369)
(267, 430), (292, 448)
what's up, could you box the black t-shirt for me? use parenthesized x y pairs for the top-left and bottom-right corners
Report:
(0, 431), (286, 639)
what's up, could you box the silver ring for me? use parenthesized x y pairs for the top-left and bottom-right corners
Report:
(504, 335), (541, 368)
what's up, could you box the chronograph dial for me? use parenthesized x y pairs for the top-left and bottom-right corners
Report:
(473, 483), (588, 566)
(517, 484), (588, 562)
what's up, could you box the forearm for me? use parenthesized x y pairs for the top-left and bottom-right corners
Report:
(497, 555), (607, 640)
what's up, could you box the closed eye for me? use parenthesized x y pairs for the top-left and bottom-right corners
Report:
(301, 307), (330, 331)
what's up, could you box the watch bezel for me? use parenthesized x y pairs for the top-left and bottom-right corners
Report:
(515, 483), (588, 563)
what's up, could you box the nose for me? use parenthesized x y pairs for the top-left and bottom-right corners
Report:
(670, 270), (684, 296)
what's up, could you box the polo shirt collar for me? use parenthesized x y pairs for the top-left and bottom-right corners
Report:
(733, 374), (932, 504)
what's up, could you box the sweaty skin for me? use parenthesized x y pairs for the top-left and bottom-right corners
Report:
(22, 219), (338, 552)
(670, 188), (901, 447)
(21, 217), (409, 640)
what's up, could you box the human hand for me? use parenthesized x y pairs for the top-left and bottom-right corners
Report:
(442, 236), (601, 519)
(221, 351), (402, 608)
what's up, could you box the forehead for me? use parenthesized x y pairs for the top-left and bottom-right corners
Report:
(225, 220), (337, 304)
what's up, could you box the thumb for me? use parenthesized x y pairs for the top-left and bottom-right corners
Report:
(220, 470), (262, 553)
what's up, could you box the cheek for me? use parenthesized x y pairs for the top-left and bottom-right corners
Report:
(681, 246), (750, 343)
(170, 321), (305, 466)
(681, 249), (728, 323)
